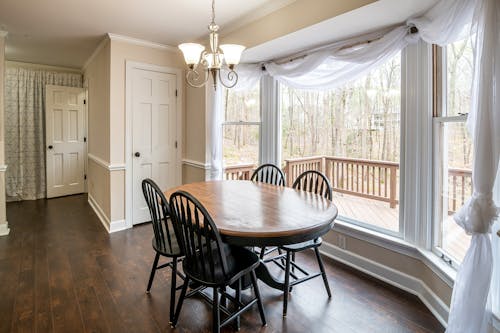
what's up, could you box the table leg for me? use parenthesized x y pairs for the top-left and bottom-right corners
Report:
(255, 260), (286, 291)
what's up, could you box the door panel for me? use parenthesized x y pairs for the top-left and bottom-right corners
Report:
(132, 69), (177, 224)
(46, 85), (86, 198)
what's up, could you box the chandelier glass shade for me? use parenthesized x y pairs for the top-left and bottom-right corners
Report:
(178, 0), (245, 89)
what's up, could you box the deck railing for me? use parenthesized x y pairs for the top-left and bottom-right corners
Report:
(224, 157), (472, 212)
(448, 168), (472, 213)
(223, 163), (255, 180)
(284, 156), (399, 208)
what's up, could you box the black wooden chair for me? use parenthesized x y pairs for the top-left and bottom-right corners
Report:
(141, 178), (184, 323)
(250, 164), (286, 259)
(250, 163), (286, 187)
(273, 170), (333, 316)
(169, 190), (267, 333)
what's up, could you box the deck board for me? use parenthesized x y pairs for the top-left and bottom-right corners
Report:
(332, 192), (470, 261)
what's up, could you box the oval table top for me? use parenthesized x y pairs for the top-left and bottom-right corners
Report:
(164, 180), (338, 247)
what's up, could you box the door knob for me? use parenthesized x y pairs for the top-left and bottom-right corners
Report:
(48, 145), (53, 150)
(134, 152), (141, 157)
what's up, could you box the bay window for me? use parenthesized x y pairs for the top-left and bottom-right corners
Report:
(222, 83), (261, 179)
(280, 53), (402, 234)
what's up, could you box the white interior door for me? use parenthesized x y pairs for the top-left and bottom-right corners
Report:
(132, 69), (177, 224)
(45, 85), (86, 198)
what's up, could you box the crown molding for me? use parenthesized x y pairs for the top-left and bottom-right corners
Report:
(82, 36), (110, 71)
(107, 33), (178, 53)
(0, 31), (8, 38)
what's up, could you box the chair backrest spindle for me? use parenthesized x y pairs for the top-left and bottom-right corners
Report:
(292, 170), (332, 200)
(169, 191), (230, 282)
(251, 164), (286, 186)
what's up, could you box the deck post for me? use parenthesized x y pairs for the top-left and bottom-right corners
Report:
(389, 166), (397, 209)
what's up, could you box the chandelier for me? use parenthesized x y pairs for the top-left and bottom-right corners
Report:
(178, 0), (245, 90)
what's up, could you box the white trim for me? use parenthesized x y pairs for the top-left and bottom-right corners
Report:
(125, 61), (183, 229)
(82, 37), (109, 71)
(108, 33), (178, 53)
(0, 31), (8, 38)
(320, 242), (449, 328)
(182, 159), (211, 170)
(88, 193), (110, 232)
(88, 193), (127, 233)
(0, 165), (7, 172)
(6, 61), (82, 73)
(0, 223), (10, 236)
(333, 221), (455, 287)
(87, 154), (126, 171)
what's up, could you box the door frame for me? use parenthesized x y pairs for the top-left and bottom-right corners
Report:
(125, 61), (183, 229)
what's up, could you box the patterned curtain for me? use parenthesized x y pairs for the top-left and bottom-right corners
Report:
(4, 67), (83, 201)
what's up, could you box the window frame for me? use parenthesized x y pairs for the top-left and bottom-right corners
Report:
(431, 43), (472, 269)
(276, 52), (405, 238)
(221, 82), (263, 168)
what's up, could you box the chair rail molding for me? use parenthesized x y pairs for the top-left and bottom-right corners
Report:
(182, 159), (211, 170)
(88, 153), (125, 171)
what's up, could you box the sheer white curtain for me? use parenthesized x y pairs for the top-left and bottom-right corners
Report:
(226, 0), (498, 331)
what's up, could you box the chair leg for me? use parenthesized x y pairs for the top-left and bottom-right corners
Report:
(235, 279), (241, 331)
(314, 247), (332, 298)
(291, 252), (296, 274)
(172, 277), (189, 327)
(169, 257), (178, 323)
(283, 251), (291, 317)
(146, 252), (160, 293)
(250, 271), (267, 326)
(213, 287), (220, 333)
(259, 247), (266, 260)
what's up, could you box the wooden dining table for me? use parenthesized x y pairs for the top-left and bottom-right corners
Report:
(164, 180), (338, 290)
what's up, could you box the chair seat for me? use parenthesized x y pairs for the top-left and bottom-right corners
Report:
(183, 244), (260, 287)
(152, 221), (182, 256)
(280, 237), (322, 252)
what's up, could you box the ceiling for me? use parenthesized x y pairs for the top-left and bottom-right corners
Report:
(242, 0), (438, 63)
(0, 0), (438, 69)
(0, 0), (295, 69)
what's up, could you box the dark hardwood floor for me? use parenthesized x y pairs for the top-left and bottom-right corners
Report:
(0, 194), (444, 333)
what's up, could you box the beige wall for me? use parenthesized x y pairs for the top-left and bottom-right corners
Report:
(0, 34), (7, 235)
(108, 39), (185, 222)
(323, 231), (452, 306)
(221, 0), (376, 48)
(84, 39), (112, 223)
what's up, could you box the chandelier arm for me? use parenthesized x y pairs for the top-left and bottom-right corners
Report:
(186, 68), (211, 88)
(218, 67), (239, 89)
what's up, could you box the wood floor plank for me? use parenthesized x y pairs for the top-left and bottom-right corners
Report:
(0, 194), (445, 333)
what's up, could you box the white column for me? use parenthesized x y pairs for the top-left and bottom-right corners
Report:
(260, 75), (281, 166)
(401, 40), (433, 246)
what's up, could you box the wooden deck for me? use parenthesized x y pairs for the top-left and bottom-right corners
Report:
(332, 193), (470, 261)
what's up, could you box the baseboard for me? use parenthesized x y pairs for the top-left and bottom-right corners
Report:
(0, 222), (10, 236)
(109, 219), (127, 233)
(88, 194), (110, 232)
(320, 241), (449, 328)
(88, 194), (129, 233)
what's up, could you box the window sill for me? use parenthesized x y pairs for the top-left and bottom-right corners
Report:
(332, 220), (456, 287)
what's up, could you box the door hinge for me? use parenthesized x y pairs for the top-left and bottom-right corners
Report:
(83, 137), (87, 142)
(83, 99), (86, 105)
(175, 141), (178, 148)
(175, 89), (178, 97)
(84, 174), (87, 180)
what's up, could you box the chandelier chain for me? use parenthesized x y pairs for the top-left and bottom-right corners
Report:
(211, 0), (216, 24)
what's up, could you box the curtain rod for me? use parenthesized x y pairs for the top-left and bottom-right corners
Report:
(261, 25), (418, 70)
